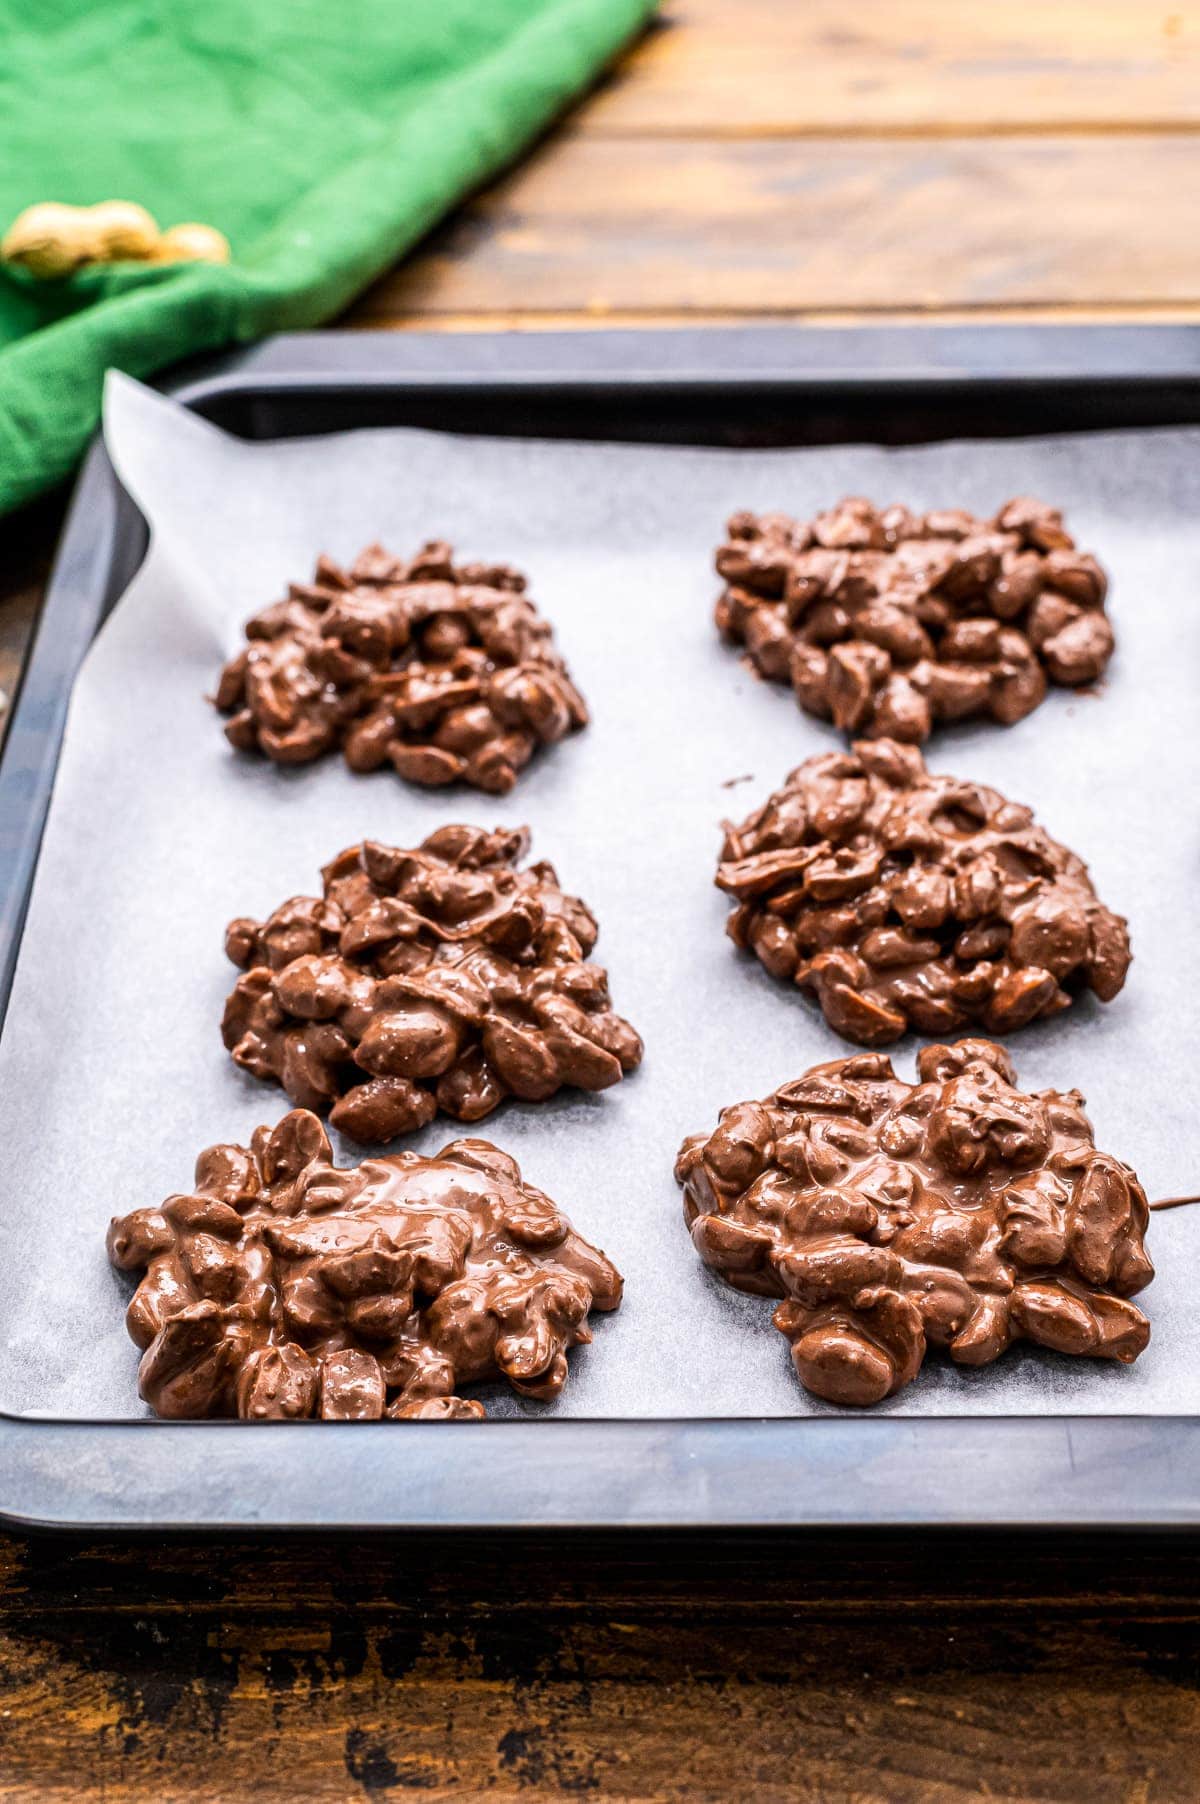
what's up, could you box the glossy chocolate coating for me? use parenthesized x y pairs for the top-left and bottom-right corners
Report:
(717, 738), (1129, 1045)
(215, 540), (587, 793)
(107, 1110), (622, 1420)
(223, 825), (643, 1144)
(715, 495), (1113, 742)
(676, 1039), (1152, 1407)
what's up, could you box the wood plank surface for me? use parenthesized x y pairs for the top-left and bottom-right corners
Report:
(3, 1531), (1200, 1802)
(589, 0), (1200, 136)
(351, 132), (1200, 325)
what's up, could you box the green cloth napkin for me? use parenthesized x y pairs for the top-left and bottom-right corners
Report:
(0, 0), (654, 516)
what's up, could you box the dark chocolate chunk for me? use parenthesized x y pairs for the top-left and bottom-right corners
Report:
(676, 1039), (1152, 1406)
(108, 1110), (622, 1420)
(715, 496), (1113, 742)
(717, 739), (1129, 1045)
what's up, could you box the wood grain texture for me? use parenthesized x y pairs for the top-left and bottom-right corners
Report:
(366, 305), (1200, 333)
(590, 0), (1200, 136)
(350, 132), (1200, 325)
(2, 1531), (1200, 1802)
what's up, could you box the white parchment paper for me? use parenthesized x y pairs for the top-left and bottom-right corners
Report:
(2, 372), (1198, 1420)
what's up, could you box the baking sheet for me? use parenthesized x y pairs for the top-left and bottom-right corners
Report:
(2, 371), (1198, 1421)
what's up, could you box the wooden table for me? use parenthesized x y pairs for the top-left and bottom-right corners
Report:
(3, 5), (1200, 1797)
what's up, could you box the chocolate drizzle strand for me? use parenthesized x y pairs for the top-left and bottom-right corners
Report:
(676, 1040), (1153, 1407)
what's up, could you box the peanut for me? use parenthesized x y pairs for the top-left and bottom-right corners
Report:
(154, 221), (230, 264)
(2, 199), (229, 276)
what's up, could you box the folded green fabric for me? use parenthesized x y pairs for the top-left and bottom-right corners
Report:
(0, 0), (654, 515)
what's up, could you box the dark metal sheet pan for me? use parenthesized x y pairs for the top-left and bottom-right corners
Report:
(3, 322), (1200, 1531)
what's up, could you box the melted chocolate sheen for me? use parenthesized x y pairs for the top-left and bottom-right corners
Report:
(715, 495), (1113, 743)
(676, 1039), (1153, 1407)
(107, 1110), (622, 1421)
(215, 539), (587, 794)
(222, 823), (643, 1144)
(718, 738), (1129, 1046)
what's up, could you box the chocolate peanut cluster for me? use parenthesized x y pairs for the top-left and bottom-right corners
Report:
(223, 825), (643, 1144)
(715, 496), (1113, 742)
(215, 540), (587, 793)
(717, 739), (1129, 1045)
(108, 1109), (622, 1420)
(676, 1039), (1152, 1407)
